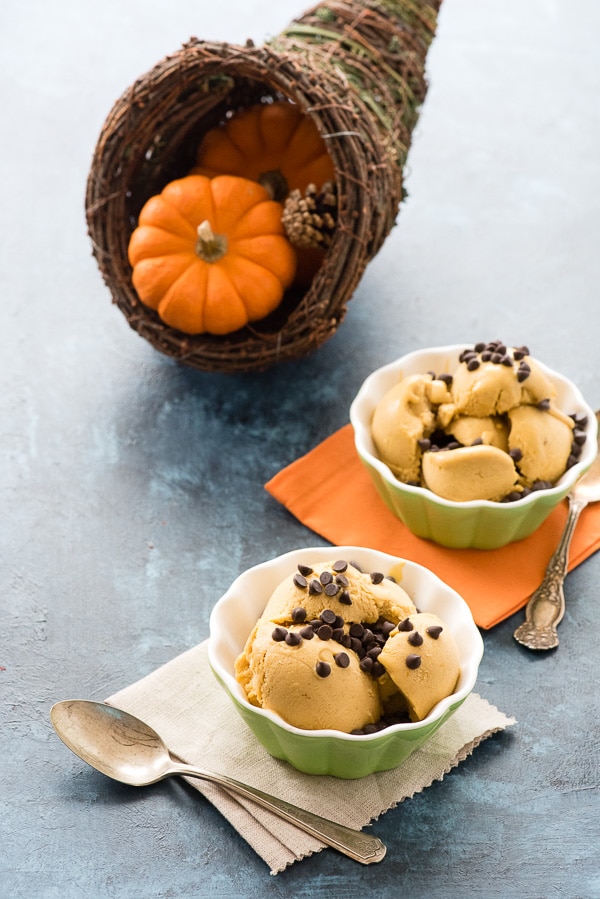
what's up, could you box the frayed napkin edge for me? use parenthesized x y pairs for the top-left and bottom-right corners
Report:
(232, 706), (518, 875)
(370, 710), (517, 826)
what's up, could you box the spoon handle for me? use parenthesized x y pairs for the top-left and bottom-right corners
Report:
(175, 762), (386, 864)
(513, 495), (587, 650)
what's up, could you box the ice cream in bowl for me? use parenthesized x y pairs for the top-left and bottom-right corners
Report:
(208, 546), (483, 778)
(350, 342), (598, 549)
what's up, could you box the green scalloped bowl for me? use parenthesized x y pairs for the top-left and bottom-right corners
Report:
(208, 546), (483, 779)
(350, 345), (597, 549)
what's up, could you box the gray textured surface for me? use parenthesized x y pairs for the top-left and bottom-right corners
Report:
(2, 0), (600, 896)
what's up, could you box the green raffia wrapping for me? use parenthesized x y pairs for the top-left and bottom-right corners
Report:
(86, 0), (442, 372)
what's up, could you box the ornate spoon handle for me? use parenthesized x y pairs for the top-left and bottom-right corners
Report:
(175, 762), (386, 864)
(514, 495), (588, 650)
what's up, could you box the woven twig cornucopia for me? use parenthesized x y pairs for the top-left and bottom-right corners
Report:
(86, 0), (442, 372)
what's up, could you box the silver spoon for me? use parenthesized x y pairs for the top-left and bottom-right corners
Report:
(50, 699), (386, 865)
(514, 411), (600, 650)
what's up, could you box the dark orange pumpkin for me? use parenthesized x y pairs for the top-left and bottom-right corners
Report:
(192, 101), (335, 197)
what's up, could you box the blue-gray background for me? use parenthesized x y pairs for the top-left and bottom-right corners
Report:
(2, 1), (599, 896)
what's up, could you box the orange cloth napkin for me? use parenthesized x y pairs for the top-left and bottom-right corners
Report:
(265, 424), (600, 629)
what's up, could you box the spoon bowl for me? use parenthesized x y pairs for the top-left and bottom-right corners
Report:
(50, 699), (386, 865)
(51, 701), (173, 785)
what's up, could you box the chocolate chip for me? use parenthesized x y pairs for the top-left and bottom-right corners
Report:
(438, 373), (453, 386)
(319, 570), (333, 585)
(406, 654), (422, 669)
(350, 637), (364, 655)
(418, 438), (431, 451)
(570, 441), (582, 458)
(408, 631), (423, 647)
(426, 625), (443, 639)
(320, 609), (337, 625)
(317, 624), (333, 640)
(335, 574), (349, 587)
(334, 652), (350, 668)
(474, 342), (486, 352)
(502, 491), (523, 503)
(293, 573), (308, 589)
(340, 633), (352, 649)
(333, 615), (345, 629)
(500, 355), (513, 367)
(285, 631), (301, 646)
(332, 560), (348, 573)
(481, 351), (492, 362)
(471, 437), (484, 446)
(308, 578), (323, 595)
(364, 722), (381, 734)
(359, 656), (374, 672)
(371, 571), (384, 584)
(291, 607), (307, 623)
(491, 352), (502, 364)
(571, 412), (588, 428)
(332, 627), (345, 642)
(509, 448), (523, 462)
(513, 345), (530, 359)
(315, 661), (331, 678)
(372, 661), (386, 678)
(349, 623), (364, 638)
(272, 626), (287, 642)
(381, 620), (396, 636)
(339, 589), (352, 605)
(573, 428), (587, 445)
(367, 645), (382, 659)
(297, 564), (313, 577)
(349, 560), (363, 572)
(467, 358), (480, 371)
(537, 398), (551, 411)
(324, 582), (340, 596)
(300, 625), (315, 639)
(397, 617), (413, 632)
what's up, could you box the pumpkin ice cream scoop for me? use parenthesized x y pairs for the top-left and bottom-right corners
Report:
(261, 559), (416, 627)
(235, 618), (383, 733)
(371, 373), (452, 483)
(127, 174), (296, 335)
(378, 613), (461, 722)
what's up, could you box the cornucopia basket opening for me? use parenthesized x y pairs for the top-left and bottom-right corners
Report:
(85, 0), (442, 372)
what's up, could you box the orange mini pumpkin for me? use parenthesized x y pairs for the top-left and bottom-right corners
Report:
(192, 101), (335, 198)
(127, 174), (297, 335)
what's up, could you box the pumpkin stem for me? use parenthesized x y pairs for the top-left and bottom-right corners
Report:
(258, 169), (289, 203)
(195, 219), (227, 263)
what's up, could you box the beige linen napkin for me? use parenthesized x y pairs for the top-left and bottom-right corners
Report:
(108, 641), (515, 875)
